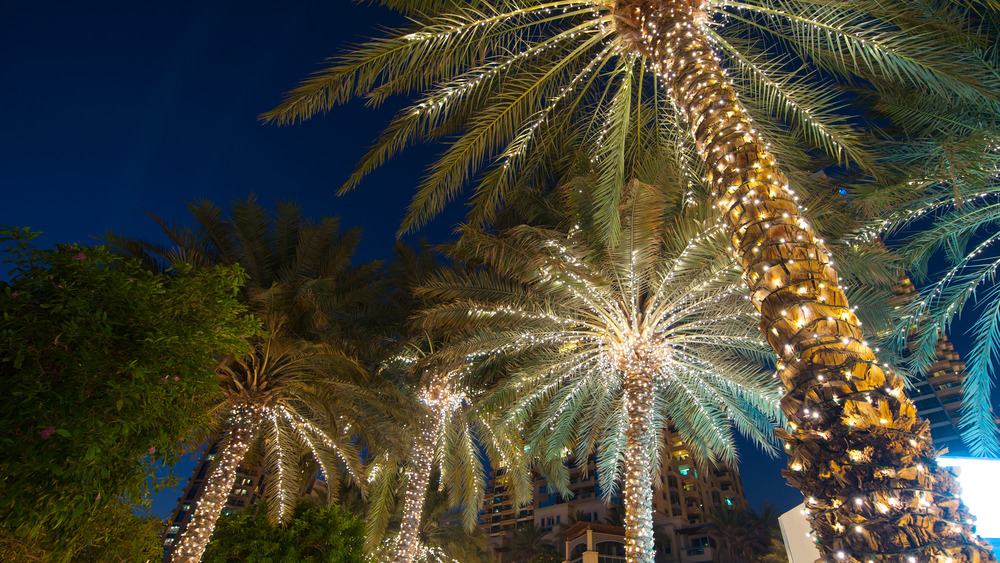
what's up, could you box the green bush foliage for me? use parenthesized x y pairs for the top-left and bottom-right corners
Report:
(0, 226), (259, 559)
(202, 499), (364, 563)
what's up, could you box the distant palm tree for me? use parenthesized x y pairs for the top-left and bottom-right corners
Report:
(385, 343), (483, 563)
(707, 506), (764, 563)
(415, 182), (783, 563)
(708, 503), (786, 563)
(359, 243), (521, 562)
(508, 523), (555, 563)
(106, 198), (400, 562)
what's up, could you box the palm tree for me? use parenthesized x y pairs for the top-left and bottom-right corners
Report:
(415, 182), (784, 563)
(387, 346), (478, 563)
(359, 243), (523, 563)
(367, 482), (498, 563)
(106, 198), (399, 562)
(508, 523), (555, 563)
(707, 505), (775, 563)
(264, 1), (1000, 558)
(417, 485), (497, 563)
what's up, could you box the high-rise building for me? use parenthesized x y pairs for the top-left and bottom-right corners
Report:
(159, 440), (265, 562)
(481, 424), (747, 562)
(894, 277), (977, 456)
(906, 334), (971, 455)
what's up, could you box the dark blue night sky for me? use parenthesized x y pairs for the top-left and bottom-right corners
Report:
(3, 0), (802, 521)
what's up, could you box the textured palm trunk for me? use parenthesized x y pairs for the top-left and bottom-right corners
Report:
(172, 407), (258, 563)
(623, 368), (656, 563)
(613, 1), (996, 561)
(394, 409), (442, 563)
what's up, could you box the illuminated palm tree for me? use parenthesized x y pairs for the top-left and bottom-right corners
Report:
(265, 0), (1000, 558)
(367, 484), (496, 563)
(414, 182), (784, 563)
(385, 345), (477, 563)
(106, 198), (398, 562)
(415, 485), (496, 563)
(508, 523), (556, 562)
(360, 244), (524, 563)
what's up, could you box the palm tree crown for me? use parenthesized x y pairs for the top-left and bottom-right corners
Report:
(421, 185), (782, 467)
(264, 0), (995, 235)
(849, 73), (1000, 456)
(416, 182), (784, 562)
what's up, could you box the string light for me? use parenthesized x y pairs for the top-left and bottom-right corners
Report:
(172, 406), (259, 563)
(395, 371), (468, 563)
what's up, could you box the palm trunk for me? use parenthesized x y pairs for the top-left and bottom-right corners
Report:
(613, 1), (996, 561)
(623, 368), (655, 563)
(172, 407), (258, 563)
(394, 409), (441, 563)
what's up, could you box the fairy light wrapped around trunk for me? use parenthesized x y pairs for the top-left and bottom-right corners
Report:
(622, 363), (656, 563)
(611, 0), (997, 561)
(172, 406), (260, 563)
(394, 374), (465, 563)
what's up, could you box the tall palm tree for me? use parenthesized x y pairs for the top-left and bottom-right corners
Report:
(264, 1), (1000, 558)
(106, 198), (399, 562)
(387, 346), (476, 563)
(415, 182), (784, 563)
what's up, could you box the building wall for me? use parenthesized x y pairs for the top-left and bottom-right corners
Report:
(481, 424), (748, 562)
(894, 277), (978, 456)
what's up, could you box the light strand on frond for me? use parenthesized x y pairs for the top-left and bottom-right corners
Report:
(281, 408), (333, 485)
(411, 13), (602, 120)
(287, 410), (363, 485)
(499, 35), (615, 171)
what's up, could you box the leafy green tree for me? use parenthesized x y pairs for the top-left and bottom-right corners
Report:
(105, 199), (401, 562)
(415, 184), (784, 563)
(201, 499), (364, 563)
(266, 0), (1000, 558)
(0, 499), (163, 562)
(0, 227), (256, 561)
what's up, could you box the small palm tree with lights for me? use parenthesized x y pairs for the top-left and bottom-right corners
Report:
(415, 180), (784, 563)
(361, 244), (527, 563)
(106, 198), (399, 563)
